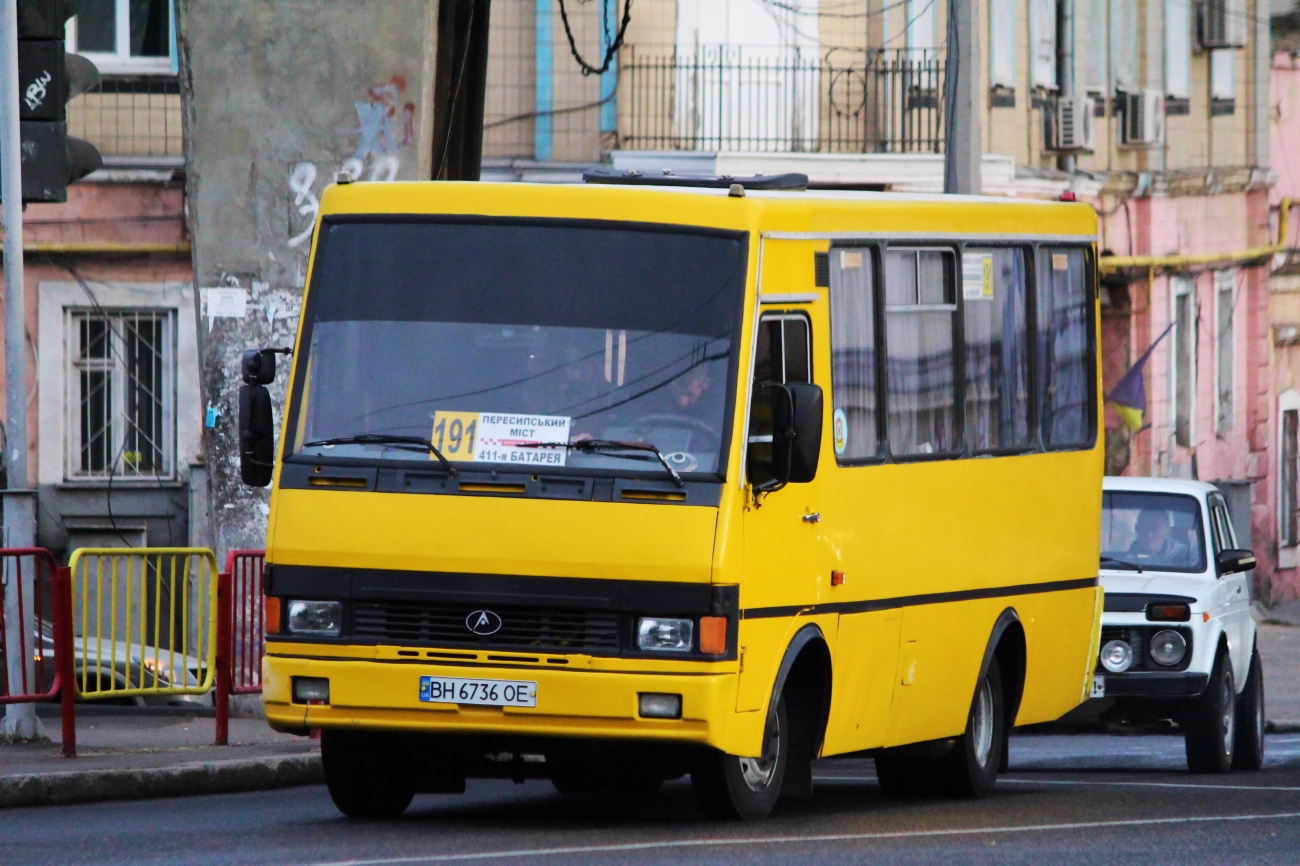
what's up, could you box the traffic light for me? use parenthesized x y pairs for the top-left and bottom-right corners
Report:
(3, 0), (103, 202)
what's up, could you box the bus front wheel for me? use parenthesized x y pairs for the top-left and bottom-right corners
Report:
(692, 695), (789, 820)
(321, 730), (416, 819)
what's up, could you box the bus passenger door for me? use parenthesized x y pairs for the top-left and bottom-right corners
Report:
(737, 313), (820, 712)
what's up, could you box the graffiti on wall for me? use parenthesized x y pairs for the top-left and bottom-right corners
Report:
(288, 76), (415, 249)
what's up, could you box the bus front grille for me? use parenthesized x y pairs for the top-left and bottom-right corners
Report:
(351, 600), (622, 652)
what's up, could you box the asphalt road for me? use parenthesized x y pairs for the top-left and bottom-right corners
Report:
(4, 734), (1300, 866)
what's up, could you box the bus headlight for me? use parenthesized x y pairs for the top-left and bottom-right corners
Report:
(1100, 639), (1133, 673)
(1149, 630), (1187, 666)
(637, 617), (694, 652)
(286, 600), (341, 637)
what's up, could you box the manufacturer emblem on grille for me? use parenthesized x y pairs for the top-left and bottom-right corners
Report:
(466, 610), (503, 636)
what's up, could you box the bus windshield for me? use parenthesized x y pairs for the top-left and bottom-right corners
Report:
(288, 219), (747, 478)
(1100, 491), (1207, 573)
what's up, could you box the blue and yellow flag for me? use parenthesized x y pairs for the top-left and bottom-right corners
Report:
(1107, 323), (1174, 433)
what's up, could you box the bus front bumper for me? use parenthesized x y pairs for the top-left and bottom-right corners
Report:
(263, 653), (739, 750)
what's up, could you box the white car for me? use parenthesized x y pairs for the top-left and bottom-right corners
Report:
(1090, 476), (1264, 773)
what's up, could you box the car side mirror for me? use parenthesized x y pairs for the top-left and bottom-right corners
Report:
(1216, 548), (1256, 577)
(238, 384), (275, 487)
(760, 382), (823, 490)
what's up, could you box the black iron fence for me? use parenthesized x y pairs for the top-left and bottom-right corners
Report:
(619, 47), (945, 155)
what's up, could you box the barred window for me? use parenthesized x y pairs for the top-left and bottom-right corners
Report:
(67, 310), (175, 480)
(963, 248), (1030, 452)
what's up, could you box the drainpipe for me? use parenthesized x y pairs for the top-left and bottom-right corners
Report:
(1056, 0), (1075, 174)
(535, 0), (553, 162)
(599, 0), (617, 143)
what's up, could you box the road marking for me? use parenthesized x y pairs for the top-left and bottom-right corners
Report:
(300, 810), (1300, 865)
(1000, 778), (1300, 792)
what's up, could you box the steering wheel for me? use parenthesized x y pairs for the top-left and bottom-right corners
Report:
(631, 413), (719, 442)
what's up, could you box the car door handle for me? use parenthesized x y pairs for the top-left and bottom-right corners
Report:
(802, 513), (821, 524)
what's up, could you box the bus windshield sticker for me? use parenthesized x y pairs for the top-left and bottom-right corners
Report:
(432, 411), (571, 466)
(840, 250), (863, 269)
(962, 252), (994, 301)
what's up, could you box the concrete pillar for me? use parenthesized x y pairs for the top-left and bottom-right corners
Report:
(1, 491), (45, 741)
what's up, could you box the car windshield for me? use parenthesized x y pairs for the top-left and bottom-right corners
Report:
(1100, 491), (1207, 573)
(287, 219), (747, 478)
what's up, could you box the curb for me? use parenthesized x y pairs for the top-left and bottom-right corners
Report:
(1267, 720), (1300, 734)
(0, 752), (322, 810)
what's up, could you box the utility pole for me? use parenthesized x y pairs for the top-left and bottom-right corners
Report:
(0, 0), (41, 742)
(943, 0), (982, 195)
(1056, 0), (1076, 173)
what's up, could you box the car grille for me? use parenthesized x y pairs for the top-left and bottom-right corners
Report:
(352, 600), (622, 652)
(1101, 626), (1147, 669)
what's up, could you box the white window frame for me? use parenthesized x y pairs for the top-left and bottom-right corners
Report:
(1165, 0), (1191, 99)
(65, 0), (176, 77)
(37, 282), (200, 488)
(1170, 276), (1196, 451)
(1214, 269), (1236, 437)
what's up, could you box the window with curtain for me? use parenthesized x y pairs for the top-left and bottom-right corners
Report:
(829, 247), (878, 462)
(1165, 0), (1191, 101)
(1037, 247), (1093, 449)
(1110, 0), (1138, 92)
(989, 0), (1017, 89)
(885, 249), (957, 456)
(1084, 1), (1108, 93)
(963, 248), (1030, 453)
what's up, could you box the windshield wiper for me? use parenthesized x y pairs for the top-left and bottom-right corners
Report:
(303, 434), (457, 476)
(521, 439), (683, 487)
(1100, 555), (1143, 573)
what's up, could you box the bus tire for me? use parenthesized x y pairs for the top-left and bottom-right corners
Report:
(1232, 644), (1265, 771)
(322, 730), (415, 819)
(934, 655), (1005, 799)
(692, 695), (788, 821)
(1185, 644), (1236, 774)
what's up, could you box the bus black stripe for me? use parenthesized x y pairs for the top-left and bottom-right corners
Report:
(740, 576), (1099, 620)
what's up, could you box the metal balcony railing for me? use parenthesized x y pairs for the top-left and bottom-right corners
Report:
(618, 47), (945, 155)
(67, 76), (183, 159)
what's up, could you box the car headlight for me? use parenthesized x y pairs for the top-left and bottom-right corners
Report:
(1100, 639), (1133, 673)
(286, 600), (341, 637)
(1149, 629), (1187, 666)
(637, 617), (694, 652)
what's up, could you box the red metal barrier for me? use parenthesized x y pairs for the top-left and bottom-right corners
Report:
(215, 550), (266, 745)
(0, 548), (74, 757)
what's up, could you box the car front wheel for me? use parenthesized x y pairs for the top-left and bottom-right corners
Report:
(1231, 643), (1265, 771)
(1185, 644), (1236, 773)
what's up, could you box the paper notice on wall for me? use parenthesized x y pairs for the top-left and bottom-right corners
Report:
(202, 288), (248, 331)
(961, 253), (994, 301)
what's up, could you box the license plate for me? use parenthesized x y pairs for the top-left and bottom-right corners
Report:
(1091, 674), (1106, 699)
(419, 676), (537, 708)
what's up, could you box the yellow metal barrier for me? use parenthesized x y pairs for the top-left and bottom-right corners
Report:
(68, 547), (219, 701)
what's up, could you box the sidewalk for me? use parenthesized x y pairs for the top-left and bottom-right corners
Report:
(0, 706), (319, 809)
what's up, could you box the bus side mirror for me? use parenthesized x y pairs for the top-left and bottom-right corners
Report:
(1216, 548), (1255, 576)
(238, 384), (275, 487)
(769, 382), (823, 486)
(242, 348), (283, 385)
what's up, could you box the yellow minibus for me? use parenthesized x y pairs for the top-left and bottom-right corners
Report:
(246, 173), (1104, 820)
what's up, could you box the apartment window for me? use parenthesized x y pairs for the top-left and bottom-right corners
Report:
(1211, 49), (1235, 115)
(829, 248), (879, 461)
(964, 248), (1030, 452)
(1037, 248), (1093, 449)
(1215, 270), (1235, 436)
(1084, 2), (1108, 94)
(1282, 408), (1299, 548)
(1165, 0), (1191, 104)
(1111, 0), (1139, 93)
(907, 0), (937, 52)
(885, 249), (957, 456)
(68, 0), (174, 74)
(989, 0), (1017, 89)
(67, 310), (175, 480)
(1030, 0), (1057, 89)
(1172, 277), (1196, 449)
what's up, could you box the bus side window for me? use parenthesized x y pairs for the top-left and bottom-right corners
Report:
(748, 315), (811, 484)
(1037, 247), (1094, 448)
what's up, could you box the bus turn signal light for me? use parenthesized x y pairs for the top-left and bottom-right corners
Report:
(699, 616), (727, 655)
(831, 570), (846, 586)
(265, 596), (282, 634)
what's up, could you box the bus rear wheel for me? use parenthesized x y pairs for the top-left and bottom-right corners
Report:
(321, 730), (416, 819)
(692, 696), (788, 820)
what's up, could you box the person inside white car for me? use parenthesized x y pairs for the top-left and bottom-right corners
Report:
(1126, 509), (1193, 568)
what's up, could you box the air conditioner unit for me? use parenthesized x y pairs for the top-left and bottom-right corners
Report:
(1198, 0), (1248, 50)
(1121, 90), (1165, 148)
(1051, 95), (1096, 153)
